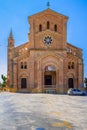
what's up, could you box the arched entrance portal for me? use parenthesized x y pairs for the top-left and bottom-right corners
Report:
(44, 65), (56, 93)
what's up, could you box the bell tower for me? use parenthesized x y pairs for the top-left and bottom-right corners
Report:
(7, 29), (15, 87)
(8, 29), (14, 48)
(28, 8), (68, 50)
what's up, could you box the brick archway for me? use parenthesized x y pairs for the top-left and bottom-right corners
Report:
(37, 55), (64, 93)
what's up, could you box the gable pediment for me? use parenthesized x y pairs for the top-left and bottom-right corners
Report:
(29, 8), (68, 21)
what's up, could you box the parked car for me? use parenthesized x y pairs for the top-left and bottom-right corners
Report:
(67, 88), (85, 95)
(82, 90), (87, 96)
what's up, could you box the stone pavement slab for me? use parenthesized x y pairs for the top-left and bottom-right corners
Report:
(0, 92), (87, 130)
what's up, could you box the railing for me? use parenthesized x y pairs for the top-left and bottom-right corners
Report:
(44, 85), (56, 88)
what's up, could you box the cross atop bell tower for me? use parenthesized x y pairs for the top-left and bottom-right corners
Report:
(47, 1), (50, 8)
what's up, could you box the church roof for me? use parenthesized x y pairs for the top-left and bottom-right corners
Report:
(67, 42), (82, 51)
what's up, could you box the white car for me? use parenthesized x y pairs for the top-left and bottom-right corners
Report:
(67, 88), (84, 95)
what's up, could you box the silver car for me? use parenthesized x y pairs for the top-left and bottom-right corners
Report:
(67, 88), (84, 95)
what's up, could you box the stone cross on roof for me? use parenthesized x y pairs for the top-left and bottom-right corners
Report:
(47, 1), (50, 8)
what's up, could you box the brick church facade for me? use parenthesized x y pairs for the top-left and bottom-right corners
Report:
(7, 8), (84, 93)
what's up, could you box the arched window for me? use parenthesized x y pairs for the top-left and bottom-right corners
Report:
(24, 62), (27, 69)
(21, 62), (23, 69)
(68, 62), (74, 69)
(68, 62), (71, 69)
(20, 62), (27, 69)
(39, 24), (42, 32)
(47, 21), (50, 29)
(54, 24), (57, 32)
(72, 62), (74, 69)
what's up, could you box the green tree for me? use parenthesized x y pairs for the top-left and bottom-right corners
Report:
(0, 82), (2, 87)
(84, 77), (87, 90)
(0, 74), (7, 88)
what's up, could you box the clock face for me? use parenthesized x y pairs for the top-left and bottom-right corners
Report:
(44, 36), (52, 45)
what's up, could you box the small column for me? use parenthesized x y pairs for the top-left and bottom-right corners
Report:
(59, 70), (64, 94)
(37, 60), (42, 93)
(12, 61), (18, 89)
(78, 60), (84, 89)
(29, 51), (35, 91)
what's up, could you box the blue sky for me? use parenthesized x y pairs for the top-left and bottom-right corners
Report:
(0, 0), (87, 81)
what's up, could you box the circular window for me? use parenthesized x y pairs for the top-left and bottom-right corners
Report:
(44, 36), (52, 45)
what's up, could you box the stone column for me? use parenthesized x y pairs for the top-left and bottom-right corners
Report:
(78, 60), (84, 89)
(29, 51), (35, 91)
(37, 60), (42, 92)
(59, 70), (64, 93)
(12, 61), (18, 89)
(56, 69), (59, 93)
(63, 58), (68, 93)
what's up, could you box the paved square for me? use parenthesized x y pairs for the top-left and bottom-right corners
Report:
(0, 92), (87, 130)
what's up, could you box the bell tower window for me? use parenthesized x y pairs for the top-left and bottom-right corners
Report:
(47, 21), (50, 29)
(39, 24), (42, 32)
(54, 24), (57, 32)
